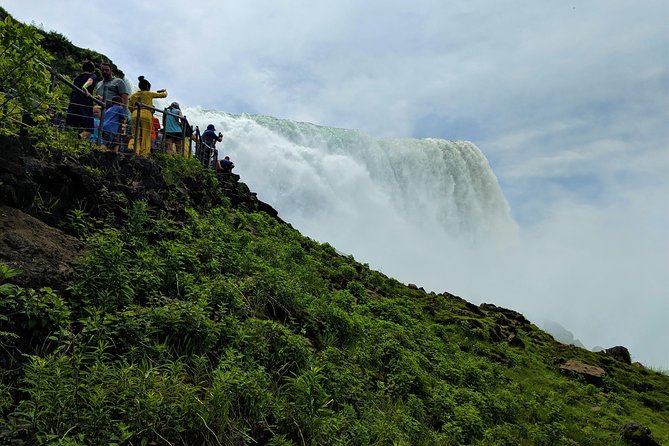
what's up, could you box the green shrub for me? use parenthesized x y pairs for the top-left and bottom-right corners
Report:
(115, 300), (221, 359)
(235, 319), (312, 380)
(304, 297), (362, 348)
(0, 280), (72, 355)
(69, 229), (134, 311)
(203, 350), (276, 442)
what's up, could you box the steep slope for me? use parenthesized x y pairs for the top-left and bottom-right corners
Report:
(0, 136), (667, 445)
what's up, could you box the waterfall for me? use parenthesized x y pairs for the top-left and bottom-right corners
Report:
(177, 107), (517, 290)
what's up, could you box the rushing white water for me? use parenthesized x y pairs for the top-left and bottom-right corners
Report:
(179, 107), (517, 289)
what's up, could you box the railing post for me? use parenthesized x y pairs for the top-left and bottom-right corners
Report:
(97, 106), (105, 146)
(161, 110), (167, 153)
(180, 116), (186, 157)
(133, 102), (140, 153)
(194, 126), (201, 164)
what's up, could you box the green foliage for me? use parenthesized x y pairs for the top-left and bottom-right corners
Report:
(0, 281), (72, 348)
(236, 319), (312, 380)
(60, 207), (101, 237)
(281, 366), (336, 443)
(68, 228), (135, 310)
(0, 16), (59, 137)
(12, 349), (204, 444)
(0, 263), (19, 282)
(3, 174), (668, 445)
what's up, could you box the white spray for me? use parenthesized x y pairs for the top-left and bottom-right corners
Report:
(178, 107), (518, 288)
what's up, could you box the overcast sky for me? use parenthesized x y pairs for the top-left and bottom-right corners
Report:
(4, 1), (668, 367)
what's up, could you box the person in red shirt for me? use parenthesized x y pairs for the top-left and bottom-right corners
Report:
(151, 116), (162, 153)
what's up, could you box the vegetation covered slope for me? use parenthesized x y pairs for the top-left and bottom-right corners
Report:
(0, 10), (668, 446)
(1, 148), (667, 445)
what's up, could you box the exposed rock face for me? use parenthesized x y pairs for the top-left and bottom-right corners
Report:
(478, 303), (531, 349)
(506, 333), (525, 349)
(0, 136), (281, 232)
(559, 359), (606, 385)
(619, 422), (660, 446)
(479, 303), (530, 326)
(0, 205), (83, 290)
(603, 346), (632, 364)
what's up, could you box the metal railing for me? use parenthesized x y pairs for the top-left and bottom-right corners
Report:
(45, 62), (109, 145)
(193, 127), (224, 170)
(132, 101), (192, 156)
(1, 43), (223, 165)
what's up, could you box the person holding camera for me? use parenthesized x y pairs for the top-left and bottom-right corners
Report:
(127, 75), (168, 156)
(201, 124), (223, 168)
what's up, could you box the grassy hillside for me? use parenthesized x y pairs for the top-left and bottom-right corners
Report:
(1, 10), (667, 446)
(0, 151), (667, 445)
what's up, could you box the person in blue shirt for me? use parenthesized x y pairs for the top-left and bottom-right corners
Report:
(217, 155), (235, 173)
(201, 124), (222, 148)
(200, 124), (223, 168)
(89, 105), (101, 143)
(100, 96), (127, 152)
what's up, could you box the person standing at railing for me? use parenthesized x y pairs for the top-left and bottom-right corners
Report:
(127, 75), (167, 157)
(201, 124), (223, 168)
(100, 96), (126, 152)
(65, 61), (97, 139)
(164, 102), (184, 156)
(151, 116), (162, 153)
(96, 62), (129, 108)
(216, 156), (235, 173)
(96, 62), (131, 146)
(89, 105), (101, 143)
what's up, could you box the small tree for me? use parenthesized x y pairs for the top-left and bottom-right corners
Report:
(0, 16), (60, 137)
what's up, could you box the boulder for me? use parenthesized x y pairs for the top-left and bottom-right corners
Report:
(619, 422), (660, 446)
(559, 359), (606, 385)
(603, 346), (632, 364)
(507, 333), (525, 349)
(0, 205), (84, 290)
(480, 303), (530, 326)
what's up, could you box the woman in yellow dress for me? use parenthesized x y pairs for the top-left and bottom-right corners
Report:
(128, 76), (167, 156)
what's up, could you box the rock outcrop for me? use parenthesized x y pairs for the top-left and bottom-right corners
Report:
(603, 346), (632, 364)
(0, 135), (281, 233)
(0, 205), (83, 290)
(559, 359), (606, 385)
(619, 422), (660, 446)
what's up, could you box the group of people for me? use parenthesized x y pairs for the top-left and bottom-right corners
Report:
(65, 61), (132, 152)
(64, 61), (204, 161)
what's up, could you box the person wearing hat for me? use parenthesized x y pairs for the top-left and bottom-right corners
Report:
(164, 101), (184, 155)
(200, 124), (223, 168)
